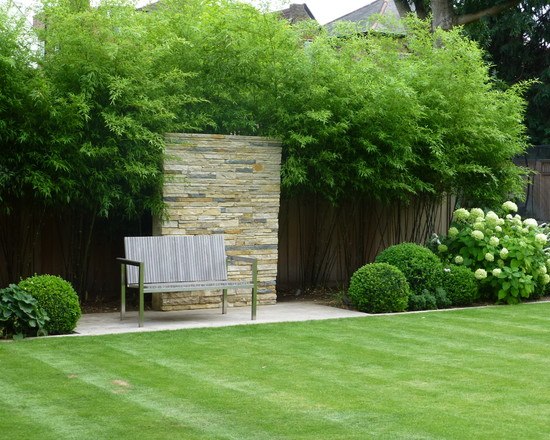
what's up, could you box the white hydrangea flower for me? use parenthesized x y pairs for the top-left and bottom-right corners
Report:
(471, 230), (484, 240)
(500, 248), (509, 259)
(453, 208), (470, 222)
(470, 208), (485, 219)
(448, 227), (459, 238)
(454, 255), (463, 264)
(546, 258), (550, 270)
(506, 214), (513, 220)
(544, 274), (550, 285)
(438, 244), (448, 252)
(535, 233), (548, 245)
(485, 211), (499, 226)
(496, 218), (505, 226)
(502, 201), (518, 213)
(495, 225), (502, 232)
(539, 265), (547, 275)
(492, 268), (502, 277)
(485, 253), (495, 262)
(489, 236), (499, 247)
(473, 221), (485, 231)
(523, 218), (538, 228)
(474, 268), (488, 280)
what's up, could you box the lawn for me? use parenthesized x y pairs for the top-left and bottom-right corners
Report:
(1, 303), (550, 439)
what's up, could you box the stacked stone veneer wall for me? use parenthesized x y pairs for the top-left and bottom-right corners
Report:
(152, 133), (282, 311)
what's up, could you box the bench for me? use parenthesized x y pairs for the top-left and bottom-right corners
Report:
(117, 234), (258, 327)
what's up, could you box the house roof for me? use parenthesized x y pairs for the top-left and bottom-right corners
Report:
(325, 0), (411, 34)
(277, 3), (316, 24)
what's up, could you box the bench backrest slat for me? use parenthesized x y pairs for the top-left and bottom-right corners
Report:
(124, 235), (228, 284)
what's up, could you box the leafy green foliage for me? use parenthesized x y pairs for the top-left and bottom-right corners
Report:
(375, 242), (444, 296)
(36, 0), (202, 218)
(408, 287), (451, 311)
(348, 262), (410, 313)
(441, 264), (479, 306)
(435, 202), (550, 303)
(151, 3), (528, 206)
(19, 275), (81, 334)
(277, 17), (528, 206)
(0, 8), (51, 207)
(0, 2), (530, 210)
(0, 284), (49, 338)
(408, 292), (438, 311)
(462, 0), (549, 145)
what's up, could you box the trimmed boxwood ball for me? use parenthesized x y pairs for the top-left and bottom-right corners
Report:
(19, 275), (81, 335)
(441, 265), (479, 306)
(375, 243), (443, 296)
(348, 263), (410, 313)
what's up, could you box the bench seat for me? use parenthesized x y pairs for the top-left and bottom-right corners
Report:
(128, 280), (254, 293)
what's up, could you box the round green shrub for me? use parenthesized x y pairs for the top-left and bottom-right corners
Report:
(18, 275), (81, 335)
(441, 265), (479, 306)
(348, 263), (410, 313)
(375, 243), (443, 296)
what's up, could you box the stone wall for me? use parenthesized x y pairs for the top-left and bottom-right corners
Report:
(152, 133), (281, 311)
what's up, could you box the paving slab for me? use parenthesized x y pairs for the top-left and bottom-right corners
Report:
(72, 302), (366, 337)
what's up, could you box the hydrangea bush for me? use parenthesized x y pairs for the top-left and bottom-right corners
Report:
(434, 201), (550, 304)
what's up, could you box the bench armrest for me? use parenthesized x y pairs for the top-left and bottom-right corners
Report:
(227, 255), (257, 264)
(117, 257), (146, 326)
(116, 257), (142, 267)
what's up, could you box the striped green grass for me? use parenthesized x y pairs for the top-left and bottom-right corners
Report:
(2, 303), (550, 439)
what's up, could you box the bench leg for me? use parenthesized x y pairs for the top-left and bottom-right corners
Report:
(138, 263), (145, 327)
(251, 286), (257, 320)
(120, 264), (126, 321)
(138, 289), (144, 327)
(222, 289), (228, 314)
(251, 260), (258, 320)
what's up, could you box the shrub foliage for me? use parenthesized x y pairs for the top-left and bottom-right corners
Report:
(19, 275), (81, 334)
(0, 284), (49, 338)
(375, 243), (443, 296)
(434, 202), (550, 304)
(441, 265), (479, 307)
(348, 263), (410, 313)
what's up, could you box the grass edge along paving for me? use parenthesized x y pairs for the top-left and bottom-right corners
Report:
(1, 303), (550, 439)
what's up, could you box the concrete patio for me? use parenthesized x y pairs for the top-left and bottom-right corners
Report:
(72, 301), (366, 336)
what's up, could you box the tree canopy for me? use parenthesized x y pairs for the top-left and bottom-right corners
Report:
(462, 0), (549, 144)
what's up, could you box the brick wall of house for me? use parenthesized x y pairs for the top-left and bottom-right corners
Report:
(152, 133), (282, 311)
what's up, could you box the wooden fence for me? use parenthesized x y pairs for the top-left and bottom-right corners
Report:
(0, 195), (452, 300)
(515, 146), (550, 221)
(277, 195), (453, 289)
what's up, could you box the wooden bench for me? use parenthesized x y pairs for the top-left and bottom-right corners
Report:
(117, 234), (258, 327)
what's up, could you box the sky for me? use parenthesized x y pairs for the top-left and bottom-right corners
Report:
(3, 0), (375, 25)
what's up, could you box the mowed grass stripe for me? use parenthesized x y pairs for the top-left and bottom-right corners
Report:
(2, 303), (550, 439)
